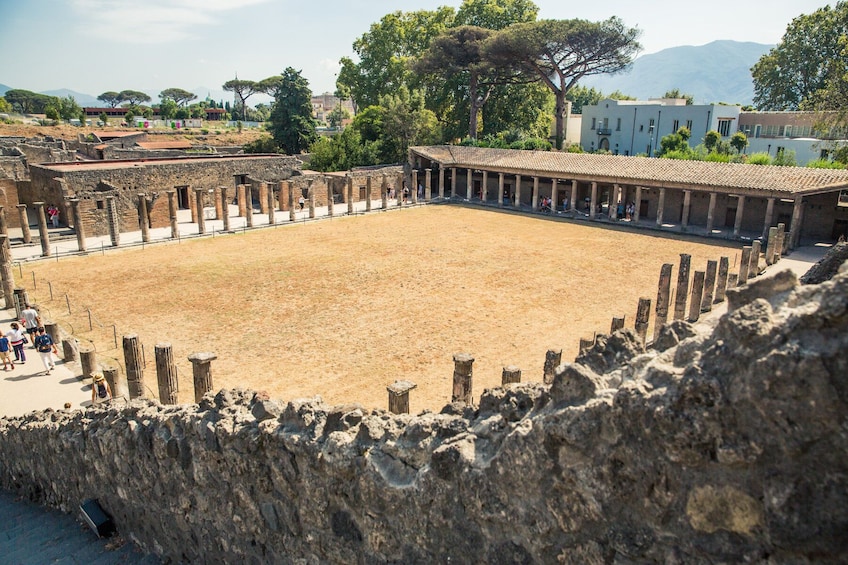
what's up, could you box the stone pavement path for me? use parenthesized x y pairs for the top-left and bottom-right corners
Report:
(0, 490), (161, 564)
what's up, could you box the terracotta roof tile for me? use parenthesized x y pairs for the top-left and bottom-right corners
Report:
(410, 146), (848, 196)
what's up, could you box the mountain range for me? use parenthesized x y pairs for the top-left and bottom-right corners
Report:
(1, 40), (772, 110)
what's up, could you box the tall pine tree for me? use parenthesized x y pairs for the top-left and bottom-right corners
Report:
(267, 68), (317, 155)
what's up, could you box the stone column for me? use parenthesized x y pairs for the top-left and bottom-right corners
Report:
(673, 253), (691, 320)
(738, 246), (752, 285)
(749, 240), (761, 278)
(44, 321), (60, 350)
(733, 195), (746, 237)
(258, 182), (269, 215)
(610, 316), (625, 333)
(438, 167), (445, 199)
(688, 271), (705, 322)
(195, 188), (206, 234)
(412, 170), (419, 203)
(762, 197), (775, 240)
(68, 200), (84, 253)
(221, 185), (230, 231)
(514, 174), (522, 207)
(308, 186), (316, 218)
(62, 337), (80, 366)
(543, 349), (561, 385)
(701, 260), (717, 312)
(387, 380), (417, 414)
(788, 199), (803, 250)
(106, 195), (120, 246)
(397, 173), (404, 206)
(237, 184), (247, 218)
(502, 366), (521, 385)
(188, 351), (217, 403)
(324, 181), (332, 218)
(17, 205), (31, 244)
(498, 173), (505, 208)
(381, 176), (388, 210)
(245, 188), (254, 227)
(450, 168), (457, 198)
(79, 346), (97, 381)
(278, 181), (288, 212)
(464, 168), (471, 200)
(425, 169), (433, 201)
(0, 235), (15, 309)
(774, 223), (786, 263)
(681, 190), (691, 230)
(347, 177), (354, 215)
(633, 186), (642, 222)
(188, 185), (197, 224)
(34, 202), (51, 257)
(155, 342), (179, 404)
(706, 192), (717, 235)
(269, 184), (278, 223)
(164, 190), (177, 239)
(451, 353), (474, 405)
(715, 256), (730, 303)
(138, 194), (150, 243)
(656, 188), (666, 227)
(551, 178), (557, 210)
(123, 334), (145, 399)
(570, 180), (578, 213)
(608, 184), (619, 219)
(0, 206), (7, 249)
(12, 287), (28, 319)
(653, 262), (673, 342)
(214, 187), (224, 220)
(589, 182), (598, 219)
(103, 365), (128, 401)
(532, 177), (540, 211)
(481, 171), (487, 203)
(578, 336), (596, 354)
(634, 297), (652, 346)
(365, 178), (373, 212)
(766, 227), (778, 265)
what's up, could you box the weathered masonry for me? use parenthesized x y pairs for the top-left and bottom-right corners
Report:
(408, 146), (848, 246)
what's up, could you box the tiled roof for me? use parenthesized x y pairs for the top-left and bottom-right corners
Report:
(410, 146), (848, 196)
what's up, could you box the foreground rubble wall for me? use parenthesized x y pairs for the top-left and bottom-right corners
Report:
(0, 264), (846, 564)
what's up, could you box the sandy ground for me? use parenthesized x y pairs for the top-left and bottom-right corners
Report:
(16, 206), (744, 413)
(0, 122), (266, 146)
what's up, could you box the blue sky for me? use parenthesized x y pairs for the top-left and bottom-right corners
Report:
(0, 0), (833, 101)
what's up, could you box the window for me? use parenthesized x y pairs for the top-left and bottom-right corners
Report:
(591, 117), (596, 130)
(672, 119), (679, 132)
(717, 119), (732, 137)
(96, 200), (105, 210)
(686, 120), (693, 131)
(785, 125), (793, 137)
(616, 118), (621, 131)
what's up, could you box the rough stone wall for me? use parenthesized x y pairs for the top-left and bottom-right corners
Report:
(0, 262), (846, 563)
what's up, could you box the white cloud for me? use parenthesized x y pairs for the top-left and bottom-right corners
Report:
(70, 0), (269, 44)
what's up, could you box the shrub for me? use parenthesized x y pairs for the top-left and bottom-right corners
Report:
(748, 153), (772, 165)
(806, 159), (846, 169)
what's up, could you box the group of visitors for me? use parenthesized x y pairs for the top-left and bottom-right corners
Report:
(615, 202), (637, 220)
(539, 196), (553, 213)
(0, 304), (56, 373)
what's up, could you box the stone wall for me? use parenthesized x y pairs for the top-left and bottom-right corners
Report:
(0, 263), (846, 563)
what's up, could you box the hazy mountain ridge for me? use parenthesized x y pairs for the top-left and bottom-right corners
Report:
(579, 40), (772, 106)
(2, 41), (772, 109)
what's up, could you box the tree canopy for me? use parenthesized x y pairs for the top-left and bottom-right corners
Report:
(97, 91), (122, 107)
(118, 90), (151, 105)
(752, 2), (848, 111)
(159, 88), (197, 107)
(486, 17), (641, 148)
(267, 67), (318, 155)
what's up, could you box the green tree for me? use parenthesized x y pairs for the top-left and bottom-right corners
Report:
(308, 128), (379, 171)
(703, 130), (721, 152)
(99, 112), (109, 125)
(454, 0), (538, 28)
(327, 104), (350, 128)
(97, 91), (122, 107)
(657, 127), (692, 157)
(223, 78), (261, 121)
(44, 105), (60, 121)
(566, 85), (604, 114)
(158, 99), (178, 120)
(730, 131), (749, 153)
(4, 89), (54, 114)
(57, 95), (81, 121)
(0, 97), (11, 113)
(118, 90), (151, 105)
(663, 89), (694, 105)
(267, 67), (318, 155)
(335, 7), (455, 110)
(160, 88), (197, 107)
(378, 87), (441, 163)
(752, 2), (848, 110)
(486, 17), (641, 149)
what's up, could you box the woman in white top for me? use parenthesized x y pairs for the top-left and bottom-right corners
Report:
(6, 322), (25, 363)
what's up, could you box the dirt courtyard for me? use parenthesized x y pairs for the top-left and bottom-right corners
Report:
(22, 206), (741, 412)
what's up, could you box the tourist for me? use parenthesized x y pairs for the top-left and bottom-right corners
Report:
(403, 185), (410, 203)
(90, 372), (112, 405)
(47, 205), (60, 228)
(34, 327), (57, 375)
(0, 332), (12, 370)
(298, 195), (305, 210)
(21, 303), (40, 346)
(6, 322), (25, 363)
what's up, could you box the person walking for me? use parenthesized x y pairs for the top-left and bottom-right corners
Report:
(47, 205), (60, 228)
(91, 372), (112, 405)
(33, 327), (57, 375)
(21, 303), (40, 347)
(6, 322), (25, 363)
(0, 333), (13, 370)
(298, 195), (305, 211)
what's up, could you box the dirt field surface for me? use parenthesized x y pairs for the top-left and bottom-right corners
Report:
(0, 122), (266, 146)
(21, 206), (742, 412)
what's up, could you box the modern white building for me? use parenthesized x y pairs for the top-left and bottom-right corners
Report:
(579, 98), (741, 156)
